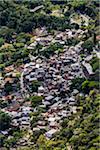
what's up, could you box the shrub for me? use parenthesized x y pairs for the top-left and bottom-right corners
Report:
(30, 80), (41, 92)
(82, 80), (99, 94)
(0, 111), (11, 130)
(30, 96), (43, 107)
(90, 57), (99, 72)
(0, 38), (5, 47)
(70, 77), (85, 91)
(82, 40), (94, 54)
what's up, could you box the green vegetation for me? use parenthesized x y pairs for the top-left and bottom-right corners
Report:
(70, 77), (99, 94)
(82, 80), (99, 94)
(66, 38), (80, 46)
(82, 40), (94, 54)
(34, 91), (99, 150)
(31, 130), (46, 143)
(41, 42), (63, 58)
(4, 81), (13, 94)
(0, 130), (24, 149)
(31, 80), (41, 92)
(0, 111), (11, 130)
(0, 0), (98, 67)
(0, 0), (99, 149)
(70, 77), (85, 91)
(90, 56), (99, 72)
(30, 95), (43, 107)
(0, 38), (5, 47)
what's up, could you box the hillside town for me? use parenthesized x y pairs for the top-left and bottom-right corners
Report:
(0, 0), (99, 150)
(0, 27), (99, 146)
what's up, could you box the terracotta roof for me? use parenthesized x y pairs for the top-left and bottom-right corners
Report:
(96, 35), (100, 40)
(5, 66), (14, 72)
(3, 95), (12, 100)
(5, 77), (13, 83)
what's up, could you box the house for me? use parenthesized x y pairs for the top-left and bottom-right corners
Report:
(45, 129), (58, 138)
(48, 117), (56, 122)
(1, 131), (8, 135)
(33, 128), (40, 131)
(85, 55), (93, 62)
(30, 5), (44, 13)
(5, 77), (13, 83)
(37, 121), (46, 126)
(71, 106), (77, 114)
(42, 101), (51, 106)
(49, 121), (58, 128)
(82, 61), (94, 78)
(38, 86), (45, 93)
(21, 116), (30, 121)
(7, 101), (20, 112)
(45, 95), (54, 101)
(69, 97), (75, 102)
(5, 65), (14, 73)
(69, 101), (76, 106)
(71, 63), (80, 71)
(21, 121), (30, 126)
(12, 119), (19, 126)
(72, 89), (79, 96)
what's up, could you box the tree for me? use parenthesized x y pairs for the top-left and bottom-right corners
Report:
(30, 95), (43, 107)
(69, 0), (87, 13)
(66, 38), (79, 46)
(0, 111), (11, 130)
(82, 80), (99, 94)
(0, 26), (14, 42)
(90, 57), (99, 72)
(82, 40), (94, 54)
(4, 137), (16, 149)
(4, 81), (13, 94)
(61, 119), (69, 128)
(31, 130), (46, 142)
(70, 77), (85, 91)
(30, 115), (39, 128)
(16, 33), (32, 44)
(31, 80), (41, 92)
(0, 38), (5, 47)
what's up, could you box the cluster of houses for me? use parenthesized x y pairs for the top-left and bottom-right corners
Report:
(27, 27), (87, 51)
(0, 27), (98, 141)
(21, 39), (85, 138)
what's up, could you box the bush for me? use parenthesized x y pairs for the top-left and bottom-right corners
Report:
(82, 80), (99, 94)
(30, 80), (41, 92)
(41, 43), (64, 58)
(4, 137), (16, 148)
(31, 129), (46, 142)
(0, 134), (5, 147)
(4, 81), (13, 94)
(61, 119), (69, 128)
(16, 33), (32, 43)
(70, 77), (85, 91)
(30, 115), (40, 128)
(66, 38), (79, 46)
(0, 63), (5, 71)
(82, 40), (94, 54)
(0, 26), (14, 42)
(90, 57), (99, 72)
(30, 96), (43, 107)
(13, 42), (24, 48)
(0, 38), (5, 47)
(0, 111), (11, 130)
